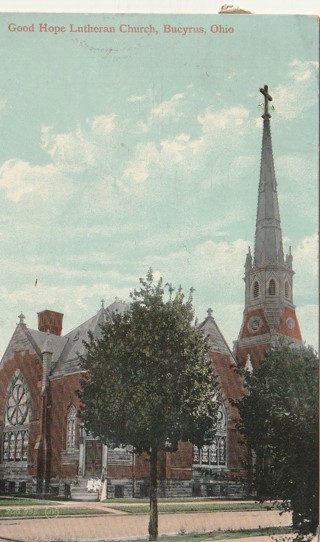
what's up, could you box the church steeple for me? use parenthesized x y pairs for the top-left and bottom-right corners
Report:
(254, 87), (284, 266)
(234, 85), (302, 368)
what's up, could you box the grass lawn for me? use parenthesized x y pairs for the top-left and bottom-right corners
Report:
(108, 502), (279, 514)
(135, 526), (293, 541)
(0, 497), (51, 507)
(0, 507), (109, 518)
(104, 497), (259, 504)
(47, 526), (293, 542)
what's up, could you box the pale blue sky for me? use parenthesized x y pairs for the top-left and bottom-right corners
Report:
(0, 13), (318, 355)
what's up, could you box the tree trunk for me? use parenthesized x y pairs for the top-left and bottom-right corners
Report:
(148, 447), (158, 541)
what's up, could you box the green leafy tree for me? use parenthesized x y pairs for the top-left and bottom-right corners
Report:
(235, 346), (318, 537)
(79, 270), (218, 540)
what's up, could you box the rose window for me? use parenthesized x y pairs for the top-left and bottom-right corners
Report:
(7, 380), (29, 426)
(2, 374), (30, 463)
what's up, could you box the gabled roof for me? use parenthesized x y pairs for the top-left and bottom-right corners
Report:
(198, 313), (236, 361)
(1, 300), (130, 378)
(198, 312), (245, 406)
(0, 324), (42, 369)
(28, 330), (68, 364)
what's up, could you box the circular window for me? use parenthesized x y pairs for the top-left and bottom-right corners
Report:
(286, 317), (295, 330)
(7, 381), (29, 426)
(248, 315), (262, 333)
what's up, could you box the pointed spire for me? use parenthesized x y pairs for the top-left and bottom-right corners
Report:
(286, 245), (293, 268)
(245, 246), (252, 272)
(254, 85), (284, 266)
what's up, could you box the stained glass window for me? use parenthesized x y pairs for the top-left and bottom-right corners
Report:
(66, 405), (77, 450)
(192, 402), (227, 467)
(2, 374), (29, 463)
(3, 433), (9, 462)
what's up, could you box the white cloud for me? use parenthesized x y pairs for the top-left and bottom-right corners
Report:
(149, 92), (185, 123)
(198, 106), (249, 133)
(296, 304), (318, 350)
(90, 114), (116, 134)
(146, 237), (248, 300)
(41, 125), (99, 173)
(277, 154), (317, 184)
(123, 142), (159, 185)
(120, 105), (251, 189)
(0, 159), (71, 202)
(128, 88), (154, 103)
(0, 97), (6, 116)
(273, 60), (318, 121)
(294, 233), (318, 283)
(0, 282), (129, 316)
(289, 59), (319, 82)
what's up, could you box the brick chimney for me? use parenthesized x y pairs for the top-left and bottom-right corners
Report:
(38, 310), (63, 336)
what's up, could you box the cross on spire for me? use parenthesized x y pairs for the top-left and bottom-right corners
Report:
(260, 84), (273, 119)
(18, 313), (26, 325)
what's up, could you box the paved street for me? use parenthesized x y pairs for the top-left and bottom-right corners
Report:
(0, 508), (291, 542)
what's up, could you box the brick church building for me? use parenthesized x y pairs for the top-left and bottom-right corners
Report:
(0, 87), (302, 499)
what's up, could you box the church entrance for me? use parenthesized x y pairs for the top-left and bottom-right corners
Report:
(85, 440), (102, 477)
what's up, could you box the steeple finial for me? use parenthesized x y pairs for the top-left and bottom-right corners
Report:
(254, 85), (283, 266)
(207, 308), (213, 317)
(18, 313), (26, 325)
(101, 299), (105, 310)
(260, 85), (272, 119)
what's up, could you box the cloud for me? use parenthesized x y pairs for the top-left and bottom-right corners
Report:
(289, 59), (319, 82)
(128, 88), (154, 103)
(90, 114), (116, 134)
(149, 92), (185, 123)
(146, 237), (248, 302)
(0, 97), (6, 117)
(123, 142), (159, 185)
(198, 106), (249, 133)
(296, 304), (318, 350)
(277, 155), (317, 184)
(272, 60), (318, 121)
(0, 159), (72, 202)
(119, 105), (251, 191)
(41, 125), (99, 173)
(0, 281), (130, 319)
(294, 233), (318, 290)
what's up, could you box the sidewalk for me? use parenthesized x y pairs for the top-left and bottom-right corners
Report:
(0, 509), (292, 542)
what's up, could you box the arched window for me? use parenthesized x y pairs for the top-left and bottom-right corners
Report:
(268, 279), (276, 296)
(66, 405), (77, 451)
(253, 281), (259, 298)
(193, 401), (227, 467)
(2, 373), (30, 463)
(285, 281), (289, 298)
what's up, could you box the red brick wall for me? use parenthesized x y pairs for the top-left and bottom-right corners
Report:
(236, 342), (271, 368)
(239, 308), (270, 339)
(278, 307), (302, 341)
(0, 351), (43, 476)
(49, 373), (83, 479)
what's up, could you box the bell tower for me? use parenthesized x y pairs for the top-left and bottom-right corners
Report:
(234, 85), (302, 368)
